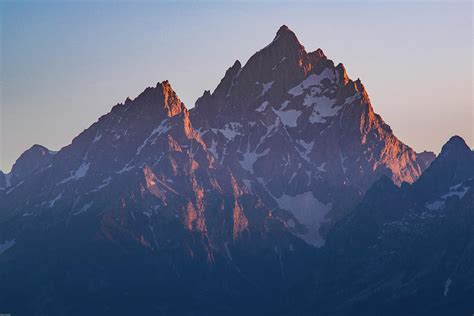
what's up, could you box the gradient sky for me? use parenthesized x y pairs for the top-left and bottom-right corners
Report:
(1, 0), (472, 172)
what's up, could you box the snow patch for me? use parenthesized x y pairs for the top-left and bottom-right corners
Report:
(289, 172), (297, 184)
(242, 179), (252, 192)
(340, 152), (347, 174)
(92, 132), (102, 143)
(143, 209), (153, 218)
(272, 57), (287, 71)
(6, 180), (24, 194)
(0, 240), (16, 255)
(91, 177), (112, 192)
(287, 69), (341, 124)
(442, 184), (470, 200)
(444, 278), (452, 296)
(288, 68), (336, 96)
(275, 192), (332, 247)
(308, 96), (341, 124)
(256, 101), (269, 112)
(48, 192), (63, 208)
(117, 164), (135, 174)
(136, 120), (171, 155)
(317, 162), (327, 172)
(240, 148), (270, 173)
(280, 100), (290, 110)
(296, 139), (314, 161)
(425, 200), (445, 211)
(257, 81), (274, 97)
(425, 182), (470, 211)
(213, 122), (242, 141)
(272, 108), (302, 127)
(74, 202), (93, 215)
(207, 139), (218, 160)
(59, 162), (90, 184)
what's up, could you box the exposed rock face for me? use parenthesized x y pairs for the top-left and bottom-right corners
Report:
(293, 136), (474, 315)
(416, 150), (436, 170)
(230, 173), (249, 240)
(191, 25), (433, 246)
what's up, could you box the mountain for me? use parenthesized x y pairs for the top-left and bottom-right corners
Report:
(0, 80), (315, 316)
(191, 25), (434, 246)
(414, 136), (474, 198)
(2, 25), (464, 316)
(290, 135), (474, 315)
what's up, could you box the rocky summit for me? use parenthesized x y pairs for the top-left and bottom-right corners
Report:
(191, 25), (434, 246)
(1, 26), (470, 316)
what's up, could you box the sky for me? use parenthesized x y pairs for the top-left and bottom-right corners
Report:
(0, 0), (472, 172)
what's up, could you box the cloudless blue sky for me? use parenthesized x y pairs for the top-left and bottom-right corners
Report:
(1, 0), (472, 172)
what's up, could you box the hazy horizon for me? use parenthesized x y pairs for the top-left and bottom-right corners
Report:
(1, 0), (472, 172)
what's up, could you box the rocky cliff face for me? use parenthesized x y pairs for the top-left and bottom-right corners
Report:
(191, 25), (434, 246)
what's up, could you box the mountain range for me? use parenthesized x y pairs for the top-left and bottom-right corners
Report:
(0, 26), (471, 316)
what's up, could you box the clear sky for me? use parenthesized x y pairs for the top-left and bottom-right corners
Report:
(1, 0), (472, 172)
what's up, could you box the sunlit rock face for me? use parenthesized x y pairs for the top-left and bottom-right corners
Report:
(191, 25), (434, 246)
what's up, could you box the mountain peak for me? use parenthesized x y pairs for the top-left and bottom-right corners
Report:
(271, 24), (303, 49)
(122, 80), (185, 118)
(444, 135), (469, 148)
(10, 144), (55, 184)
(415, 135), (474, 195)
(439, 135), (471, 159)
(231, 59), (242, 69)
(276, 24), (292, 35)
(158, 80), (186, 116)
(157, 80), (172, 92)
(13, 144), (52, 168)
